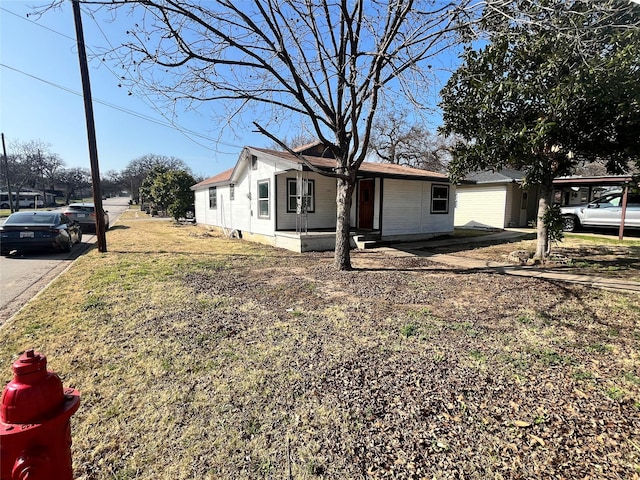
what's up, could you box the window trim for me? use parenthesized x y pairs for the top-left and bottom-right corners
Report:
(286, 178), (315, 213)
(257, 179), (270, 219)
(209, 186), (217, 209)
(431, 184), (449, 214)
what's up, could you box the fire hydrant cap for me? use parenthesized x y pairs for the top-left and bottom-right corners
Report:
(12, 350), (47, 376)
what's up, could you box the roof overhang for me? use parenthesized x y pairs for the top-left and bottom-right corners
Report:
(553, 175), (636, 187)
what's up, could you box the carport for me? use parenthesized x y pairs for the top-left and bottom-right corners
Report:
(553, 175), (638, 240)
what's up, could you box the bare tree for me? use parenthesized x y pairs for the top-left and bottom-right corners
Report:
(40, 0), (470, 270)
(369, 111), (454, 173)
(268, 133), (318, 152)
(102, 169), (125, 198)
(0, 153), (29, 212)
(0, 139), (60, 210)
(40, 153), (64, 196)
(59, 167), (91, 204)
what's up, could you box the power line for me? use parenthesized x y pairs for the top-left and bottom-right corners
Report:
(81, 7), (230, 153)
(0, 63), (242, 153)
(0, 6), (244, 154)
(0, 64), (196, 138)
(1, 6), (76, 42)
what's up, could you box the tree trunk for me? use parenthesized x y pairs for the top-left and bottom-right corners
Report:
(535, 184), (554, 260)
(334, 177), (355, 271)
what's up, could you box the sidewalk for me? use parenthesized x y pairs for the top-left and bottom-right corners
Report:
(379, 230), (640, 293)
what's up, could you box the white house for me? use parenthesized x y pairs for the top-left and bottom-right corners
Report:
(454, 169), (539, 230)
(192, 143), (455, 252)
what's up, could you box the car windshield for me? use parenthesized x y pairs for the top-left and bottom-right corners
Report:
(5, 213), (57, 225)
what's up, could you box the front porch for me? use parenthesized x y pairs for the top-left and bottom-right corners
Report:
(274, 229), (382, 253)
(271, 229), (450, 253)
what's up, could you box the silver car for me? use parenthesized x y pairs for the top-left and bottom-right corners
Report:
(560, 193), (640, 232)
(63, 203), (110, 232)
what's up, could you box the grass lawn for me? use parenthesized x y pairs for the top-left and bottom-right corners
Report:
(1, 209), (639, 479)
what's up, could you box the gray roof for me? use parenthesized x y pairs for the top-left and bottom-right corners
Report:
(464, 169), (526, 184)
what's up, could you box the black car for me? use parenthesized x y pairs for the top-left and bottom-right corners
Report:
(0, 211), (82, 255)
(184, 204), (195, 223)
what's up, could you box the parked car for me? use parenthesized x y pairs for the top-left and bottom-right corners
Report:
(0, 211), (82, 255)
(63, 203), (109, 231)
(560, 192), (640, 232)
(184, 204), (195, 223)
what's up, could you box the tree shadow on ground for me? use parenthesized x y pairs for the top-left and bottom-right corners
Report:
(391, 232), (538, 256)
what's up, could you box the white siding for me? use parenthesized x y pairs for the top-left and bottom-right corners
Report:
(505, 183), (524, 227)
(195, 150), (297, 236)
(195, 186), (221, 226)
(381, 179), (454, 236)
(455, 185), (507, 229)
(194, 149), (454, 244)
(194, 189), (208, 225)
(275, 173), (337, 230)
(229, 164), (252, 232)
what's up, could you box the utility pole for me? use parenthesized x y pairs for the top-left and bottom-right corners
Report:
(72, 0), (107, 252)
(1, 133), (15, 212)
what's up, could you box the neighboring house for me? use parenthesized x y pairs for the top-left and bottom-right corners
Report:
(192, 143), (455, 252)
(454, 169), (538, 229)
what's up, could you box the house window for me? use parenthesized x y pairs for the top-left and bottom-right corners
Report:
(230, 184), (235, 201)
(257, 180), (269, 218)
(251, 155), (258, 170)
(209, 186), (217, 209)
(287, 178), (315, 213)
(431, 184), (449, 214)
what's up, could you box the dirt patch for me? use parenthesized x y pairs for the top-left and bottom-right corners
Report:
(177, 251), (639, 479)
(425, 235), (640, 281)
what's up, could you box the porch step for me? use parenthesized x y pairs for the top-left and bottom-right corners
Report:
(353, 234), (384, 250)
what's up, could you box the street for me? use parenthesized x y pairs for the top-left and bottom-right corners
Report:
(0, 197), (130, 324)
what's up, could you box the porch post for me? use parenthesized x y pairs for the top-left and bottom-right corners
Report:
(618, 183), (629, 241)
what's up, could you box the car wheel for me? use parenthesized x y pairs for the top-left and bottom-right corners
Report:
(562, 215), (579, 232)
(0, 203), (9, 209)
(28, 203), (35, 208)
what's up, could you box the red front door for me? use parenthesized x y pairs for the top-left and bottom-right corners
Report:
(358, 179), (374, 229)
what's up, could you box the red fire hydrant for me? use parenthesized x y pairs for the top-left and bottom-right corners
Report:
(1, 350), (80, 480)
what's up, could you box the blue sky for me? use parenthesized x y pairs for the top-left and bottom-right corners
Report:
(0, 1), (269, 179)
(0, 1), (454, 179)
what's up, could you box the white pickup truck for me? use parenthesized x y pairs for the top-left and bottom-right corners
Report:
(560, 192), (640, 232)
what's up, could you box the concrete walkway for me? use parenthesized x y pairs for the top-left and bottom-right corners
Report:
(378, 230), (640, 294)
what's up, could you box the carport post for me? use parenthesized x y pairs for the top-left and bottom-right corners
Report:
(618, 183), (629, 241)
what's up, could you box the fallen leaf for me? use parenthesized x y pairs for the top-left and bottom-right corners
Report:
(574, 388), (588, 398)
(514, 420), (531, 428)
(530, 434), (545, 446)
